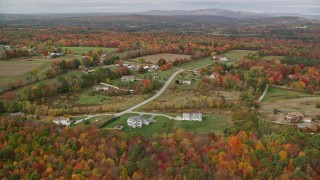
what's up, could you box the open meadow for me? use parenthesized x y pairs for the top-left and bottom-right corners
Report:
(0, 58), (53, 92)
(130, 53), (191, 64)
(62, 47), (118, 55)
(221, 50), (257, 64)
(178, 57), (213, 70)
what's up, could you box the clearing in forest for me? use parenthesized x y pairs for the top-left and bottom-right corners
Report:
(130, 53), (191, 64)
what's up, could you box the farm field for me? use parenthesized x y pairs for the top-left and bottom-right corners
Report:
(0, 58), (53, 92)
(221, 50), (257, 63)
(258, 87), (320, 123)
(0, 55), (84, 93)
(102, 113), (232, 137)
(62, 47), (118, 55)
(130, 53), (191, 64)
(178, 57), (213, 70)
(261, 87), (316, 102)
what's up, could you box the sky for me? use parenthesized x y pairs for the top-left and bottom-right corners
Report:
(0, 0), (319, 15)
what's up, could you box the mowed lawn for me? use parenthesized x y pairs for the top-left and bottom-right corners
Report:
(222, 50), (257, 63)
(178, 57), (213, 70)
(261, 87), (316, 102)
(130, 53), (191, 64)
(103, 113), (232, 137)
(62, 47), (118, 55)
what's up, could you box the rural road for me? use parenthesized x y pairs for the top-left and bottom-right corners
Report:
(75, 69), (184, 124)
(114, 69), (184, 116)
(258, 84), (270, 103)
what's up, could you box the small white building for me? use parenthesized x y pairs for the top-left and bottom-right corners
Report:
(127, 116), (155, 128)
(93, 83), (109, 91)
(149, 65), (159, 71)
(181, 80), (192, 85)
(219, 57), (229, 62)
(182, 113), (202, 121)
(53, 117), (72, 126)
(10, 112), (22, 118)
(121, 76), (136, 83)
(303, 117), (313, 123)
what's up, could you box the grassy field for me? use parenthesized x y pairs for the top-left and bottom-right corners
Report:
(261, 87), (316, 103)
(102, 113), (232, 137)
(259, 87), (320, 123)
(76, 88), (113, 104)
(263, 56), (284, 61)
(0, 58), (54, 92)
(75, 88), (151, 111)
(130, 53), (191, 64)
(11, 70), (83, 94)
(62, 47), (118, 55)
(221, 50), (257, 64)
(71, 115), (88, 120)
(178, 57), (213, 70)
(0, 55), (86, 93)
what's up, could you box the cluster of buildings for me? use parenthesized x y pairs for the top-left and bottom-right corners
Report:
(284, 112), (320, 129)
(0, 45), (11, 50)
(284, 112), (313, 123)
(123, 64), (159, 72)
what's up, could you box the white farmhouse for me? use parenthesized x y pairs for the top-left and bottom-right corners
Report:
(127, 116), (155, 128)
(182, 113), (202, 121)
(181, 80), (192, 85)
(53, 117), (72, 126)
(93, 83), (109, 91)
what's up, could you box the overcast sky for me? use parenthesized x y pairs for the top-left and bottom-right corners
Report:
(0, 0), (319, 15)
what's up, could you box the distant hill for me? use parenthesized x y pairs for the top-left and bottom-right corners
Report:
(140, 9), (320, 19)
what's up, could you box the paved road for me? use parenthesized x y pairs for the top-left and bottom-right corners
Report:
(133, 111), (180, 120)
(74, 69), (184, 124)
(258, 84), (270, 103)
(115, 69), (184, 116)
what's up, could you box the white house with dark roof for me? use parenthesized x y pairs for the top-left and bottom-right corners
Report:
(127, 116), (155, 128)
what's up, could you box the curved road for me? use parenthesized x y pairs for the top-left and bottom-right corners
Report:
(75, 69), (184, 124)
(115, 69), (184, 116)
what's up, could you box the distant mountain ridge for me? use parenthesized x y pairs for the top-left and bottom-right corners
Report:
(139, 9), (320, 19)
(0, 8), (319, 19)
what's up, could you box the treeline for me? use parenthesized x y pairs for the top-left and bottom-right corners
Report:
(0, 67), (130, 113)
(281, 57), (320, 67)
(0, 109), (319, 179)
(0, 48), (31, 60)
